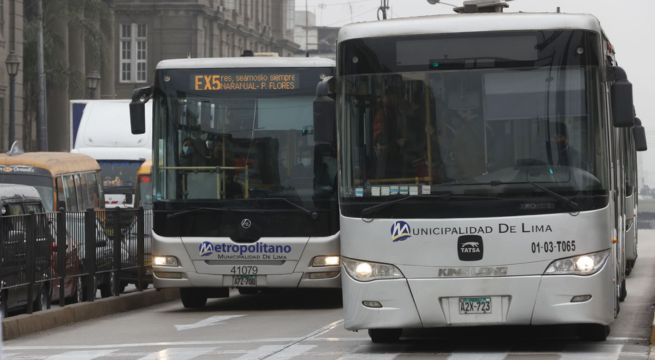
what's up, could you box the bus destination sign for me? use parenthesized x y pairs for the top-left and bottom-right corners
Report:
(192, 73), (299, 92)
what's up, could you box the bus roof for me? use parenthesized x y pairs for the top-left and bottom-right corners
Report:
(137, 160), (152, 176)
(157, 57), (335, 70)
(0, 152), (100, 176)
(338, 13), (603, 43)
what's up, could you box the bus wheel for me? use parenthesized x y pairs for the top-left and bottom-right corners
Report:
(619, 279), (627, 302)
(368, 328), (402, 343)
(180, 288), (207, 309)
(626, 260), (635, 276)
(578, 324), (609, 342)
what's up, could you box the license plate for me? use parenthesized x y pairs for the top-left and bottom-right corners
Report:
(459, 296), (492, 314)
(233, 275), (257, 287)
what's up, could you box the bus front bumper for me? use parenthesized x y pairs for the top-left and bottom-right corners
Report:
(152, 233), (341, 289)
(342, 260), (614, 330)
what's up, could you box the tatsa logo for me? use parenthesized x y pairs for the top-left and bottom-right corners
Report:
(199, 241), (214, 257)
(391, 221), (412, 242)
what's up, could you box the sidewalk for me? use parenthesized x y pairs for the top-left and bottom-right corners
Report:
(2, 288), (178, 340)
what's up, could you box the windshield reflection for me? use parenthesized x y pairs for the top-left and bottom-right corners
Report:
(340, 67), (605, 199)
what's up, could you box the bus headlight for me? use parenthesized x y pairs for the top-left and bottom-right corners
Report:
(342, 257), (404, 282)
(544, 250), (609, 276)
(153, 256), (179, 267)
(312, 255), (340, 267)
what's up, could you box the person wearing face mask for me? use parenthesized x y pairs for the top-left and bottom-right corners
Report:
(179, 137), (206, 167)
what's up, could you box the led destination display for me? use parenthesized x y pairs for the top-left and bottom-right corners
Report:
(192, 73), (299, 92)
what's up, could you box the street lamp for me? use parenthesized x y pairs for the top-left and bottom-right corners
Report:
(5, 51), (19, 147)
(86, 70), (101, 99)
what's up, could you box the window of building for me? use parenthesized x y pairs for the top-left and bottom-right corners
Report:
(120, 23), (148, 83)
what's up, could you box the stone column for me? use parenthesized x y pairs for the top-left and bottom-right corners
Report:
(100, 2), (115, 99)
(46, 0), (69, 150)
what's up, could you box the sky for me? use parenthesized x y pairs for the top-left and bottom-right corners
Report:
(296, 0), (655, 186)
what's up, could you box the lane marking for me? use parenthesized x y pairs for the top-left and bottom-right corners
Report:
(447, 353), (506, 360)
(559, 344), (623, 360)
(338, 354), (400, 360)
(174, 315), (244, 331)
(4, 338), (298, 351)
(234, 345), (285, 360)
(44, 350), (116, 360)
(267, 345), (316, 360)
(259, 319), (344, 359)
(137, 347), (216, 360)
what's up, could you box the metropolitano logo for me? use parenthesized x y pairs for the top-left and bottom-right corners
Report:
(391, 221), (412, 242)
(199, 241), (214, 257)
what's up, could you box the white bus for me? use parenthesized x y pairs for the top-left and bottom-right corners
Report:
(130, 56), (340, 308)
(625, 118), (647, 275)
(73, 100), (152, 208)
(337, 9), (638, 342)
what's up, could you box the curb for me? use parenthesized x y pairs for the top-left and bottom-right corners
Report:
(2, 288), (179, 340)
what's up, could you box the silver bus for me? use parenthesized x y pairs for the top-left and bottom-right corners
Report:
(130, 56), (340, 308)
(625, 117), (647, 275)
(336, 9), (639, 342)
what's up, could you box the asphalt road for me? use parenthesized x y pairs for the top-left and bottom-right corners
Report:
(4, 231), (655, 360)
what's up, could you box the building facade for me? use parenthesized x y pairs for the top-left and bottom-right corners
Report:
(36, 0), (299, 151)
(0, 0), (23, 152)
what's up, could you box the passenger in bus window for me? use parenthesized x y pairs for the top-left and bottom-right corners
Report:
(179, 137), (206, 167)
(550, 122), (582, 169)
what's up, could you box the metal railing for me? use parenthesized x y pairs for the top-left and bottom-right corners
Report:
(0, 208), (152, 316)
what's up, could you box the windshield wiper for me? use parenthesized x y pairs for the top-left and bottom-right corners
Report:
(166, 207), (236, 220)
(264, 197), (319, 220)
(361, 192), (498, 218)
(525, 181), (580, 213)
(166, 199), (319, 220)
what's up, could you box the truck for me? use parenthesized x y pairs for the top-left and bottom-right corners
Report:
(71, 100), (152, 208)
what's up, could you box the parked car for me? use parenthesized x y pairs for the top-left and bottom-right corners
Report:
(0, 184), (53, 316)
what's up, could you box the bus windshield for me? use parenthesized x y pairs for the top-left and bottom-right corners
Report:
(339, 30), (608, 218)
(0, 174), (54, 211)
(99, 160), (141, 190)
(154, 67), (336, 210)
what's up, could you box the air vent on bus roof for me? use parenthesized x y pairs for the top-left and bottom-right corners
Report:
(454, 0), (512, 13)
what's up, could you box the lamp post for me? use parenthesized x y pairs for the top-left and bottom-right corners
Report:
(86, 70), (101, 99)
(5, 51), (19, 147)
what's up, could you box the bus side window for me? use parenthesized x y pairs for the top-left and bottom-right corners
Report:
(94, 172), (104, 209)
(56, 176), (65, 210)
(63, 175), (79, 212)
(85, 172), (100, 209)
(74, 174), (86, 211)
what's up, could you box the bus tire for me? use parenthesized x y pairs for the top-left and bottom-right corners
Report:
(626, 259), (635, 276)
(368, 328), (402, 343)
(579, 324), (609, 342)
(619, 279), (627, 302)
(180, 288), (207, 309)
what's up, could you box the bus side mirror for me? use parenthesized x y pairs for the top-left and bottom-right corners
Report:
(610, 67), (634, 128)
(130, 86), (153, 135)
(634, 118), (647, 151)
(313, 77), (336, 145)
